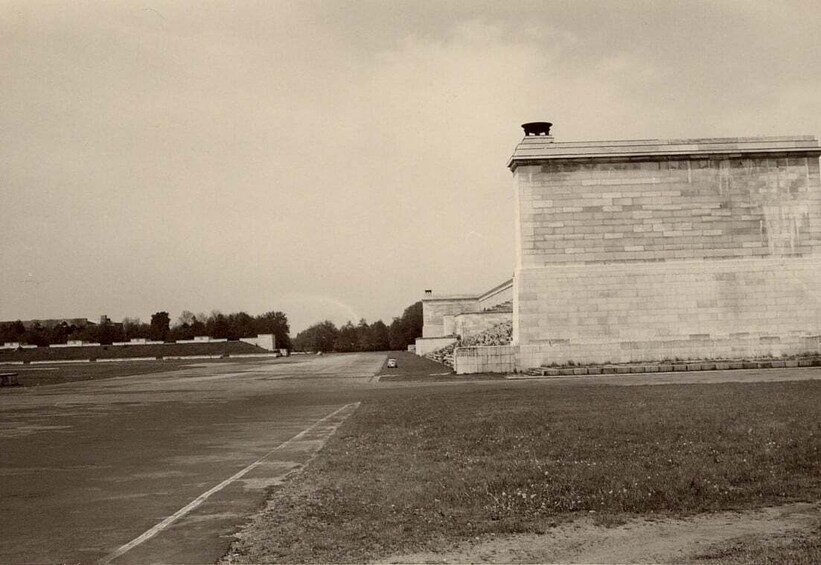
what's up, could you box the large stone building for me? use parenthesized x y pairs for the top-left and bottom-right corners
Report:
(421, 124), (821, 373)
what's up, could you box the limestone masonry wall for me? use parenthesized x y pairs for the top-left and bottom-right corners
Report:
(421, 297), (479, 338)
(515, 156), (821, 265)
(510, 136), (821, 368)
(454, 345), (516, 375)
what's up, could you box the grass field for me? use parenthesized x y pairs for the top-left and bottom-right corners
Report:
(0, 340), (264, 363)
(0, 360), (208, 387)
(377, 351), (504, 382)
(228, 380), (821, 563)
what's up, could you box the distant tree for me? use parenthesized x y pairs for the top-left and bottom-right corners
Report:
(22, 323), (49, 347)
(150, 311), (171, 342)
(388, 317), (405, 350)
(255, 311), (291, 350)
(365, 320), (390, 351)
(176, 311), (196, 328)
(334, 321), (359, 352)
(49, 323), (69, 345)
(388, 301), (423, 350)
(97, 318), (122, 345)
(207, 312), (231, 339)
(293, 321), (338, 352)
(74, 324), (100, 343)
(229, 312), (256, 339)
(190, 317), (206, 337)
(170, 310), (198, 341)
(0, 321), (25, 344)
(356, 319), (371, 350)
(123, 317), (150, 340)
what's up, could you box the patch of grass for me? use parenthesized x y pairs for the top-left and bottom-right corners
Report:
(229, 381), (821, 563)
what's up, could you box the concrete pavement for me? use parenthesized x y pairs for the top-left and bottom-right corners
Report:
(0, 353), (384, 564)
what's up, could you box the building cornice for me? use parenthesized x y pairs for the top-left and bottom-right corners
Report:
(508, 135), (821, 170)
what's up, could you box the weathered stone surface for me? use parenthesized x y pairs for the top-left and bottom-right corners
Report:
(510, 134), (821, 368)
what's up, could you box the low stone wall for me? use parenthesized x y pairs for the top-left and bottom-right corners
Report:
(427, 320), (515, 371)
(415, 336), (457, 356)
(454, 345), (517, 374)
(517, 333), (821, 369)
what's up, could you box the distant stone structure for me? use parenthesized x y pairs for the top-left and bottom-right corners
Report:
(423, 125), (821, 373)
(415, 279), (512, 356)
(239, 334), (276, 351)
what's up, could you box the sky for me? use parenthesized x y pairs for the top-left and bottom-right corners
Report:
(2, 0), (820, 333)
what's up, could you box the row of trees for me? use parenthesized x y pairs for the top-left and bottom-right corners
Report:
(2, 300), (424, 353)
(0, 310), (291, 349)
(292, 301), (422, 353)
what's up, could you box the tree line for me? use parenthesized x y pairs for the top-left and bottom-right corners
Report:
(292, 301), (422, 353)
(0, 310), (291, 349)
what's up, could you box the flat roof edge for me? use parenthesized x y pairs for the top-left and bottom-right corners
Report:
(422, 295), (480, 302)
(507, 135), (821, 169)
(424, 278), (513, 303)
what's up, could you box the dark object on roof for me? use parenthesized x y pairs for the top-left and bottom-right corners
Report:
(522, 122), (552, 136)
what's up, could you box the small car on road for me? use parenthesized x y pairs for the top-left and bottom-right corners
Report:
(386, 358), (397, 368)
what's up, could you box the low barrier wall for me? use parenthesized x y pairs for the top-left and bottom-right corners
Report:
(454, 345), (517, 374)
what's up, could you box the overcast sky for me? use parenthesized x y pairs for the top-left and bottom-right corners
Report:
(2, 0), (820, 332)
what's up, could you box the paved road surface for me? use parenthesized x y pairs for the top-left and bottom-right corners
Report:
(1, 352), (819, 564)
(0, 353), (385, 564)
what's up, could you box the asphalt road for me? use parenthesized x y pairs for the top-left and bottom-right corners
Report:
(1, 352), (819, 564)
(0, 353), (388, 564)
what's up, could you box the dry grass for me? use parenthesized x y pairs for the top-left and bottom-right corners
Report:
(227, 380), (821, 563)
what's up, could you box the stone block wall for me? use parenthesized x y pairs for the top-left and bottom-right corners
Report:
(515, 155), (821, 266)
(510, 136), (821, 369)
(421, 297), (479, 338)
(454, 345), (517, 374)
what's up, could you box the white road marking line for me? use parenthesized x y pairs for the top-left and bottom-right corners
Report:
(98, 402), (359, 564)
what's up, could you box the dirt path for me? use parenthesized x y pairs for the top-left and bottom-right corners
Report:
(382, 502), (819, 564)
